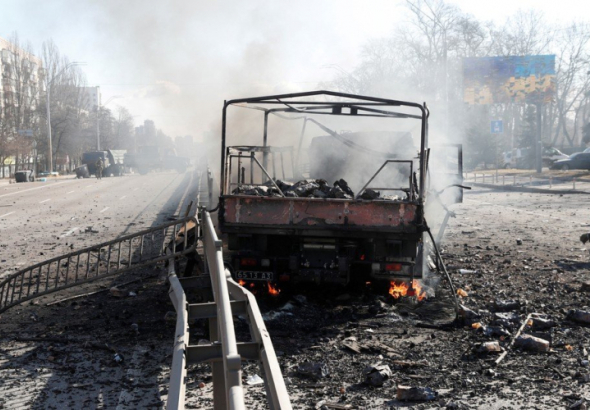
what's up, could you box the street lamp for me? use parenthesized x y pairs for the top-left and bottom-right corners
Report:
(96, 95), (122, 151)
(45, 61), (85, 173)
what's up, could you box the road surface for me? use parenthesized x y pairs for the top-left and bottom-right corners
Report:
(0, 170), (198, 281)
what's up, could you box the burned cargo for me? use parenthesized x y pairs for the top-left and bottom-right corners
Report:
(216, 91), (465, 287)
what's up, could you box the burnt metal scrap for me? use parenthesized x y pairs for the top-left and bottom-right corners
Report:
(232, 178), (400, 201)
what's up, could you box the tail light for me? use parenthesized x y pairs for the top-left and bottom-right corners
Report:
(385, 263), (402, 271)
(240, 258), (257, 267)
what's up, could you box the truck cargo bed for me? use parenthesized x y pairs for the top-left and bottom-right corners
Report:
(221, 195), (420, 232)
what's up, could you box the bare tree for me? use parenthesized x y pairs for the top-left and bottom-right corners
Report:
(546, 23), (590, 147)
(39, 40), (89, 171)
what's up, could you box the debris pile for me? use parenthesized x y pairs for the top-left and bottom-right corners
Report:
(232, 177), (406, 201)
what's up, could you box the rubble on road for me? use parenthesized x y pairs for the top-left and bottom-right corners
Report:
(514, 334), (550, 352)
(364, 363), (392, 387)
(396, 385), (437, 402)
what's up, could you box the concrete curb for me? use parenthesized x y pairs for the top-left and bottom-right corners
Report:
(469, 182), (590, 195)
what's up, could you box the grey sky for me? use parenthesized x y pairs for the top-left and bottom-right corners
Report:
(0, 0), (585, 138)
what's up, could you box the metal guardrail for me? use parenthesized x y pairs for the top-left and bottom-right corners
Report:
(0, 216), (197, 313)
(166, 208), (292, 410)
(167, 257), (189, 410)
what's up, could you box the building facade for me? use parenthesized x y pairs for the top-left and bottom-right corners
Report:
(0, 36), (44, 177)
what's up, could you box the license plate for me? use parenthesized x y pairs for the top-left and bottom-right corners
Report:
(236, 271), (274, 281)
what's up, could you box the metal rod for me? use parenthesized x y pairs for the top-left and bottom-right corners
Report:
(355, 160), (413, 200)
(117, 241), (122, 269)
(280, 151), (285, 180)
(271, 152), (276, 179)
(139, 235), (145, 262)
(26, 269), (33, 297)
(8, 277), (15, 305)
(263, 111), (269, 171)
(228, 153), (233, 194)
(35, 266), (42, 295)
(45, 261), (52, 291)
(65, 256), (70, 286)
(250, 152), (254, 184)
(75, 254), (80, 283)
(250, 156), (285, 197)
(237, 152), (242, 186)
(85, 250), (91, 279)
(172, 224), (178, 254)
(106, 244), (112, 275)
(16, 271), (25, 303)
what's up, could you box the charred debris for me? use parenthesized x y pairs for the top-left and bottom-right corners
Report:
(233, 178), (391, 201)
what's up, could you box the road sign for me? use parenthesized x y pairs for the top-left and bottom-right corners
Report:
(18, 129), (33, 137)
(491, 120), (503, 134)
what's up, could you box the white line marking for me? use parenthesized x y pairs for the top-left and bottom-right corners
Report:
(66, 190), (75, 194)
(39, 198), (51, 204)
(100, 207), (109, 213)
(60, 227), (79, 238)
(0, 211), (15, 218)
(0, 180), (71, 199)
(120, 195), (127, 200)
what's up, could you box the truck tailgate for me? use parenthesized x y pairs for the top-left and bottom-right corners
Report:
(222, 196), (419, 230)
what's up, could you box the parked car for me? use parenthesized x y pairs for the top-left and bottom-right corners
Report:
(38, 171), (59, 177)
(550, 152), (590, 170)
(503, 147), (569, 168)
(14, 170), (34, 183)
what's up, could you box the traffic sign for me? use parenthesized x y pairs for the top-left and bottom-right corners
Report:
(491, 120), (503, 134)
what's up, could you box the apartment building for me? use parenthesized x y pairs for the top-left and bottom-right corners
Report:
(0, 36), (44, 177)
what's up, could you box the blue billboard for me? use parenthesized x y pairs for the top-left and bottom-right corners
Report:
(463, 55), (555, 104)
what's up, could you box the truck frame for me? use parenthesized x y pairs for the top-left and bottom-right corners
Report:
(217, 91), (461, 287)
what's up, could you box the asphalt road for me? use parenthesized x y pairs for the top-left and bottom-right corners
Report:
(0, 169), (199, 280)
(2, 184), (590, 409)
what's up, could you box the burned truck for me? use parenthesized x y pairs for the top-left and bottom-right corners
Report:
(217, 91), (463, 288)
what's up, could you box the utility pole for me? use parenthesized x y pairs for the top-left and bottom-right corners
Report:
(536, 103), (543, 173)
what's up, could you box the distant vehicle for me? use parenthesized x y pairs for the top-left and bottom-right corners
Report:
(74, 164), (90, 179)
(81, 150), (127, 177)
(14, 170), (34, 183)
(38, 171), (59, 177)
(503, 147), (568, 168)
(550, 152), (590, 170)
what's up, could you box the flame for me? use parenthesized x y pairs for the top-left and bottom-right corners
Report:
(267, 282), (280, 296)
(238, 279), (246, 286)
(388, 280), (427, 301)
